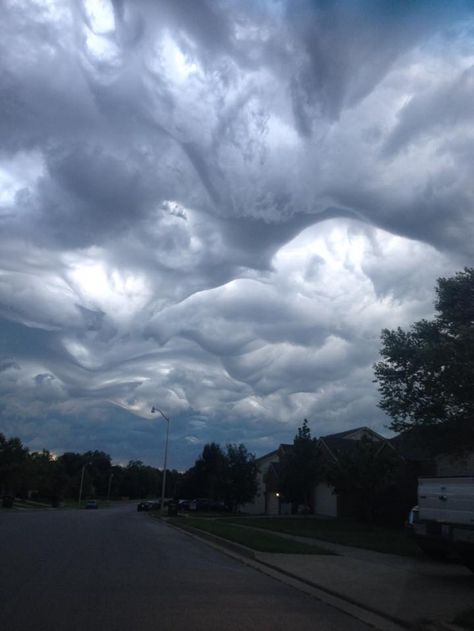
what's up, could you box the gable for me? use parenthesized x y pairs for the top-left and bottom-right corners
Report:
(343, 428), (383, 442)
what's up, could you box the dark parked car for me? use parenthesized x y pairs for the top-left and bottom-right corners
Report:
(178, 499), (190, 511)
(189, 498), (227, 512)
(85, 500), (98, 509)
(137, 500), (161, 512)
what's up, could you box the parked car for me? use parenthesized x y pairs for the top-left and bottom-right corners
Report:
(178, 499), (190, 511)
(85, 500), (98, 509)
(189, 498), (209, 511)
(137, 500), (161, 512)
(189, 498), (227, 512)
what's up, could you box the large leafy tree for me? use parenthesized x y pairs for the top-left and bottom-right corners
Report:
(325, 437), (401, 523)
(177, 442), (257, 509)
(121, 460), (162, 499)
(374, 268), (474, 452)
(191, 442), (227, 501)
(278, 419), (321, 509)
(0, 433), (29, 495)
(28, 450), (57, 498)
(223, 443), (257, 511)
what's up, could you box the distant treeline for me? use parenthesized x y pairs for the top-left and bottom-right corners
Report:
(0, 432), (257, 508)
(0, 432), (181, 502)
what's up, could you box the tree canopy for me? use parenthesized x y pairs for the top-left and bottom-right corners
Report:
(374, 267), (474, 452)
(222, 443), (257, 511)
(0, 429), (257, 510)
(278, 419), (321, 509)
(0, 432), (174, 502)
(325, 436), (401, 522)
(178, 442), (257, 509)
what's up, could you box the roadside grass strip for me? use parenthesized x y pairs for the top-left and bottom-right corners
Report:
(224, 517), (419, 557)
(9, 499), (52, 510)
(453, 608), (474, 630)
(168, 517), (335, 554)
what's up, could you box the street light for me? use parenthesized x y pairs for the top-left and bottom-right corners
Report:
(78, 462), (91, 507)
(107, 471), (114, 503)
(151, 406), (170, 517)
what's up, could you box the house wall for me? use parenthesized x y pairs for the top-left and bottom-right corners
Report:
(241, 453), (277, 514)
(436, 452), (474, 476)
(265, 491), (280, 515)
(314, 482), (338, 517)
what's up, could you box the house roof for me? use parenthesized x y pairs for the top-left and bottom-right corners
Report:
(255, 448), (279, 464)
(320, 426), (390, 461)
(256, 426), (392, 466)
(321, 426), (384, 441)
(389, 431), (438, 461)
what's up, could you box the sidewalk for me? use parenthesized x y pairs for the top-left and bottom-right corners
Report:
(168, 519), (474, 628)
(255, 548), (473, 626)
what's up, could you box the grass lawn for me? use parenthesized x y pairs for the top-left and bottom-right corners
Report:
(168, 516), (335, 555)
(453, 608), (474, 630)
(223, 517), (419, 557)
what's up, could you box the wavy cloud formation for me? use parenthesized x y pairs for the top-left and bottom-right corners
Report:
(0, 0), (473, 467)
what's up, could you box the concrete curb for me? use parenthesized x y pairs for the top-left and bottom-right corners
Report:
(162, 518), (410, 631)
(165, 521), (258, 560)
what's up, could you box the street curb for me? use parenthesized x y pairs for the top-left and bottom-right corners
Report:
(167, 521), (259, 560)
(162, 518), (409, 631)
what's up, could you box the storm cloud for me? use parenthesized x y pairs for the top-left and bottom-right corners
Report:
(1, 0), (473, 468)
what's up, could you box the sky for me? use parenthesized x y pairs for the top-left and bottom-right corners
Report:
(1, 0), (473, 470)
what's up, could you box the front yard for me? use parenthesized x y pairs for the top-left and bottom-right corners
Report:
(168, 516), (335, 554)
(223, 516), (419, 556)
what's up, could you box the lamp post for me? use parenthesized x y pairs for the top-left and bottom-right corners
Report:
(151, 406), (170, 517)
(107, 472), (114, 503)
(78, 462), (90, 507)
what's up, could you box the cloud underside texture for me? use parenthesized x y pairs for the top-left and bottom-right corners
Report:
(0, 0), (473, 467)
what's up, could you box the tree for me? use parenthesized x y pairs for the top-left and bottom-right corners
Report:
(177, 442), (257, 510)
(278, 419), (321, 510)
(222, 444), (257, 511)
(0, 433), (29, 496)
(55, 452), (86, 499)
(325, 437), (401, 523)
(28, 450), (56, 499)
(374, 268), (474, 453)
(82, 450), (112, 497)
(192, 442), (227, 501)
(121, 460), (162, 499)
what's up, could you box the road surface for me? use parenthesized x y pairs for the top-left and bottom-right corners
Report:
(0, 504), (371, 630)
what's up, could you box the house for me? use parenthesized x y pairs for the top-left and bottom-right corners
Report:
(241, 448), (279, 515)
(390, 430), (474, 477)
(242, 426), (396, 517)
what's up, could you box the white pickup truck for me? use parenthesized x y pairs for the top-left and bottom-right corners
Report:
(411, 476), (474, 571)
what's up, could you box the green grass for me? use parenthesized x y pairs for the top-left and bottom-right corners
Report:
(14, 499), (52, 508)
(453, 608), (474, 630)
(223, 517), (419, 557)
(168, 517), (335, 554)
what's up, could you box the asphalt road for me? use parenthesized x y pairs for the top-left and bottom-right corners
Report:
(0, 504), (372, 631)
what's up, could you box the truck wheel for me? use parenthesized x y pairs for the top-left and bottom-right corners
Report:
(417, 542), (447, 560)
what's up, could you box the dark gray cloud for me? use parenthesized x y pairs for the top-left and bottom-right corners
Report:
(0, 0), (473, 469)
